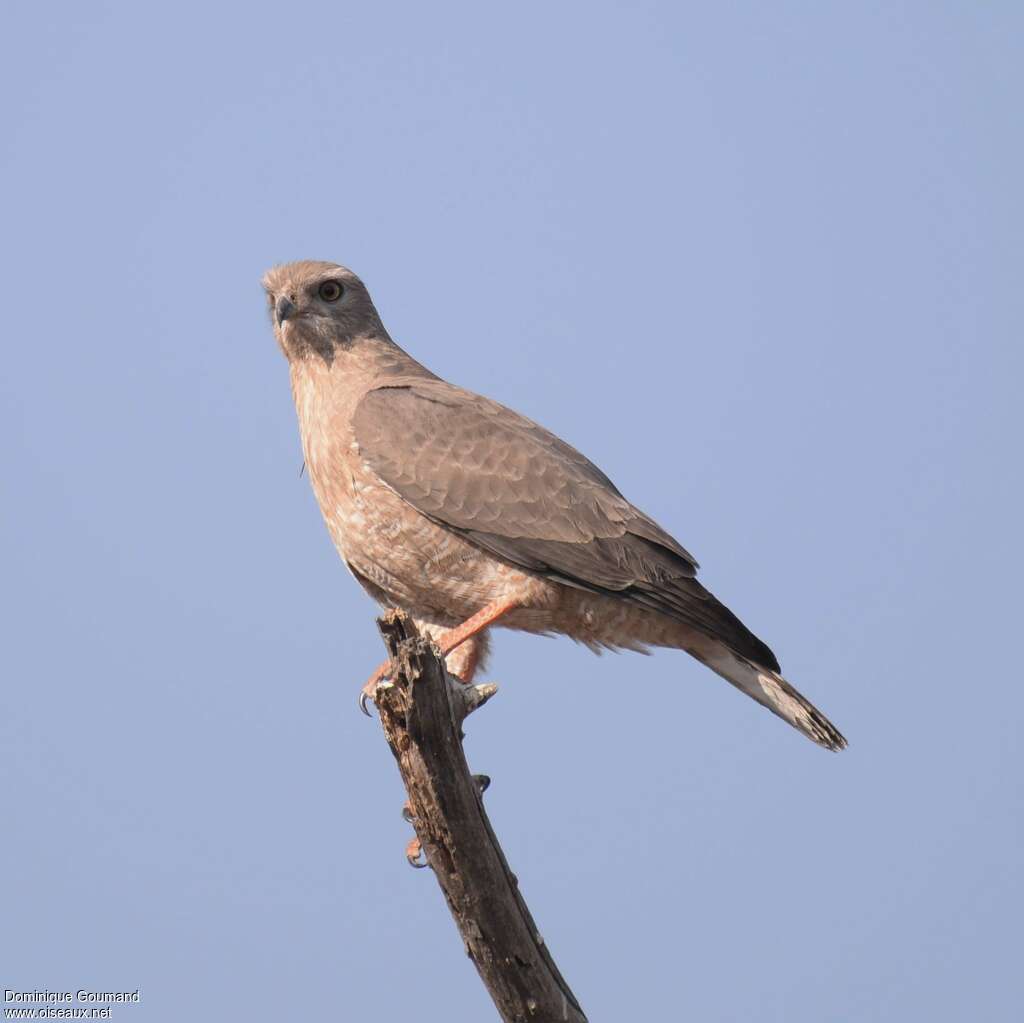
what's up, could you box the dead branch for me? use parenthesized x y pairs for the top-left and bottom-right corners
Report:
(373, 610), (588, 1023)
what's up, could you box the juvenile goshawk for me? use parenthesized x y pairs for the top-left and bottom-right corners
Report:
(263, 260), (846, 751)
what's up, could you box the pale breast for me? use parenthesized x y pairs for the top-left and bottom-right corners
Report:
(290, 355), (554, 626)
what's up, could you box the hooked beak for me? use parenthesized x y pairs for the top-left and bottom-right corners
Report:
(275, 295), (297, 326)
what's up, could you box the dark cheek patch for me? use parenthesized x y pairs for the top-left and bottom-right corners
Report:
(287, 324), (337, 367)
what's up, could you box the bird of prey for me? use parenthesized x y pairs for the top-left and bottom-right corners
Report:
(263, 260), (846, 751)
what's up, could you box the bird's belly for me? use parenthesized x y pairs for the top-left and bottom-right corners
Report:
(312, 463), (540, 624)
(308, 458), (694, 648)
(313, 467), (691, 649)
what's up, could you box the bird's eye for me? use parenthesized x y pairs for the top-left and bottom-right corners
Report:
(318, 280), (344, 302)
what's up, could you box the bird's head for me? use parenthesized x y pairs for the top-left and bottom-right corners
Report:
(261, 260), (385, 364)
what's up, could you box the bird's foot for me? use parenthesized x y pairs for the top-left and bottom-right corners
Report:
(358, 657), (471, 716)
(401, 800), (427, 868)
(400, 783), (486, 868)
(359, 659), (393, 716)
(405, 836), (425, 867)
(360, 599), (518, 716)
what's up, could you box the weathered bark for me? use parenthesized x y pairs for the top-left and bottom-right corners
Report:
(373, 610), (588, 1023)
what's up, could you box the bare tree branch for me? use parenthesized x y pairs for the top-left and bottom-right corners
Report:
(373, 610), (588, 1023)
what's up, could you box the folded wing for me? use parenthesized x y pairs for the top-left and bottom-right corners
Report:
(353, 378), (779, 671)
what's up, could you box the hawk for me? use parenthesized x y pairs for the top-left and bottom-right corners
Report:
(263, 260), (846, 751)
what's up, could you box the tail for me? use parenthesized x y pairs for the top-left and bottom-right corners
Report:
(696, 643), (847, 751)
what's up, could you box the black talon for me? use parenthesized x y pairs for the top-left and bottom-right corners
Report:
(358, 690), (374, 717)
(406, 839), (427, 868)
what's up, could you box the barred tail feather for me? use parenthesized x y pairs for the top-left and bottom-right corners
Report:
(699, 643), (847, 751)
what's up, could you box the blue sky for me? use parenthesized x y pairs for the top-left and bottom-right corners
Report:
(2, 3), (1021, 1020)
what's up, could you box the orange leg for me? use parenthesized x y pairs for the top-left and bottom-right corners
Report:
(447, 636), (483, 684)
(359, 596), (520, 714)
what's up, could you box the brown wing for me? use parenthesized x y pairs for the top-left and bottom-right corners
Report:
(352, 378), (778, 670)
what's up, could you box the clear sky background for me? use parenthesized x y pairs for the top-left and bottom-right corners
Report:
(2, 3), (1021, 1020)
